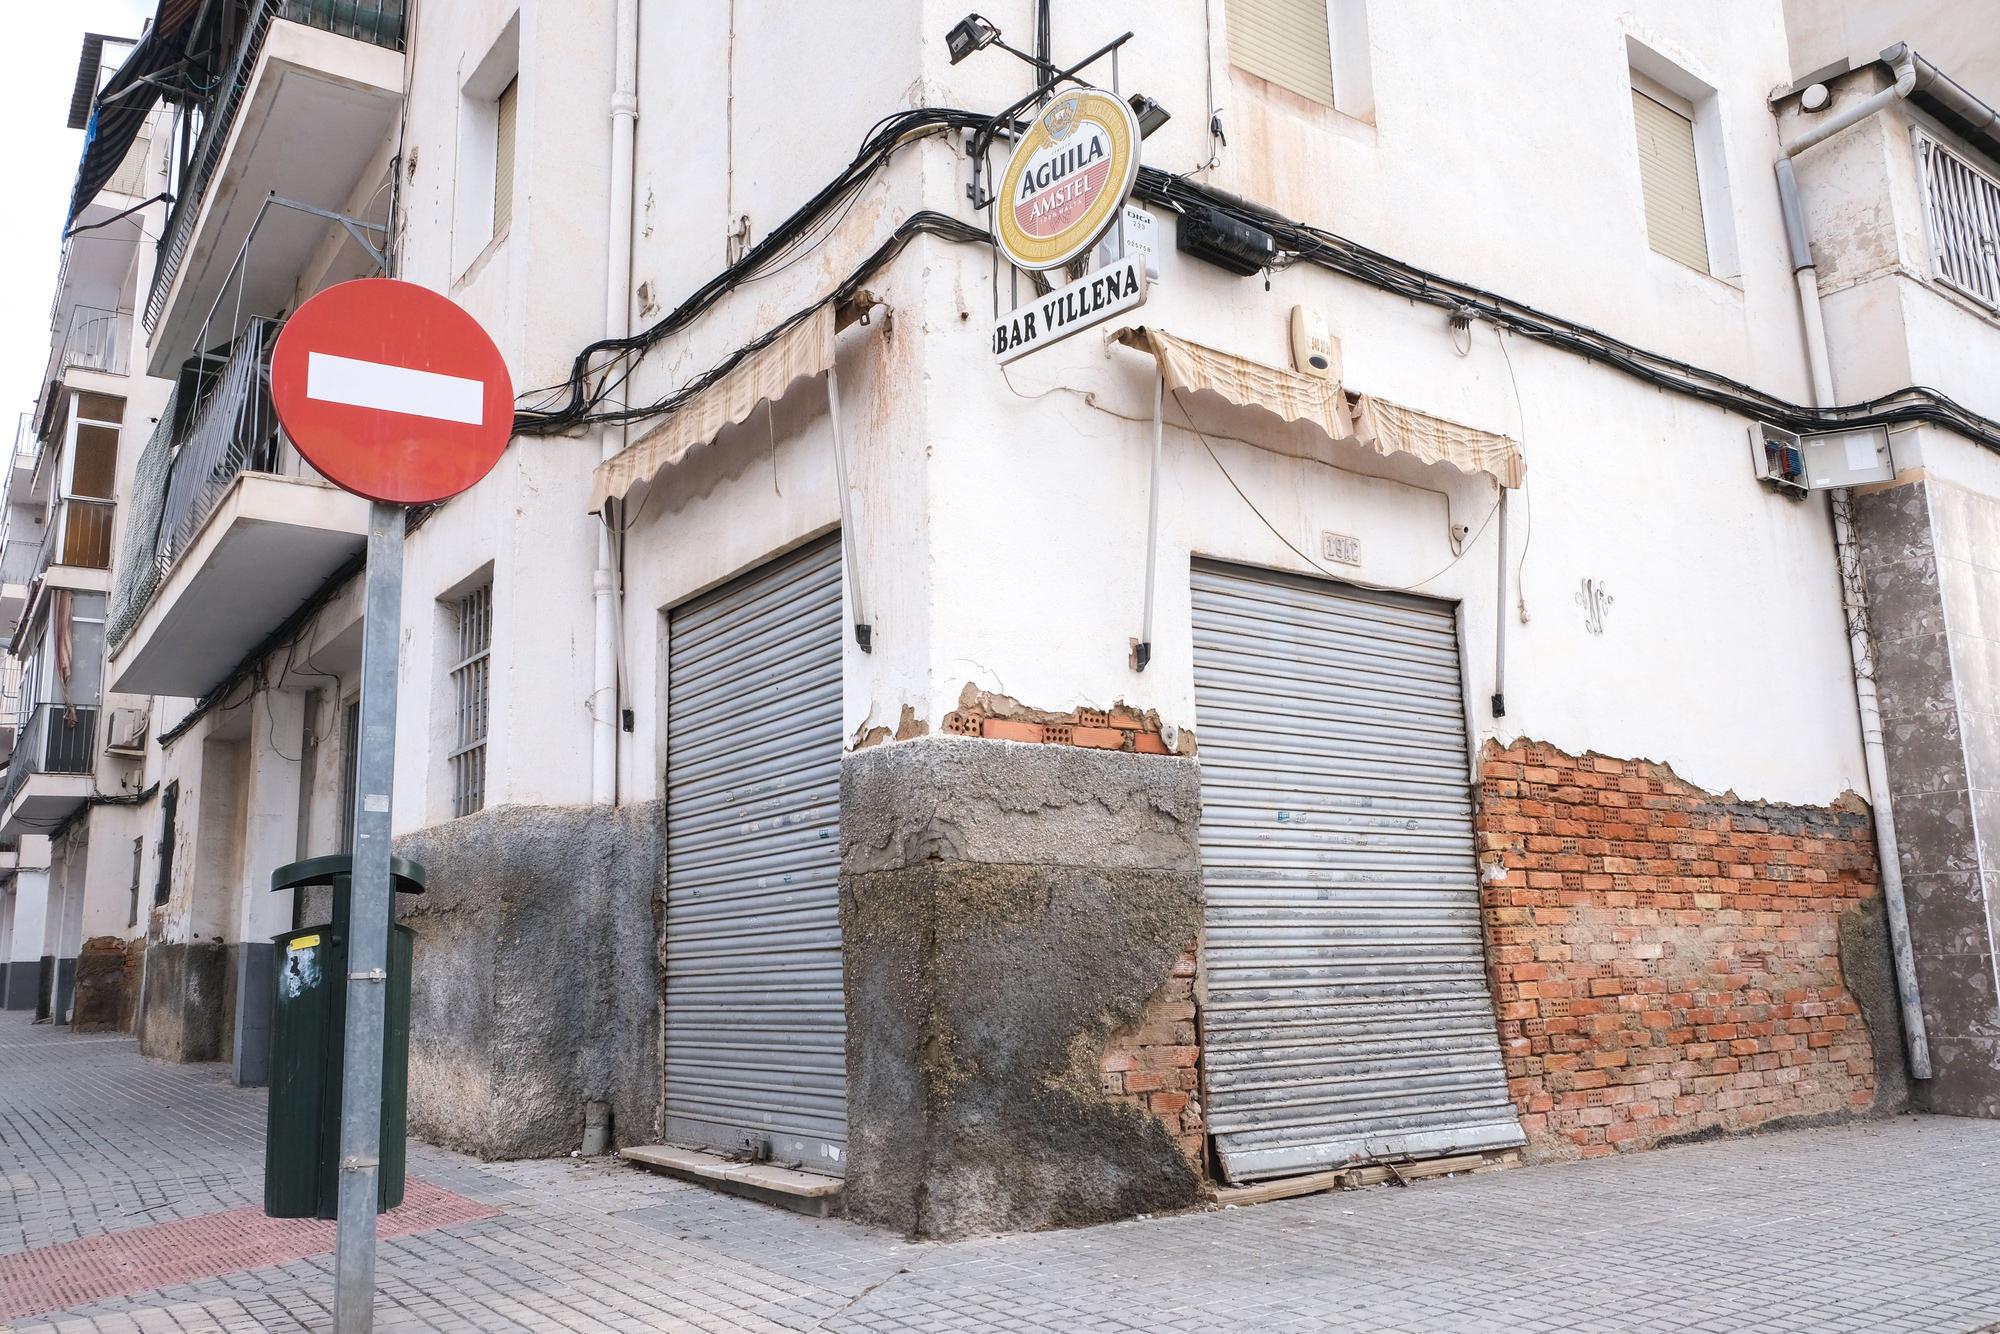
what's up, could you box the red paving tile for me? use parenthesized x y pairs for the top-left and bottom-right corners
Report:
(0, 1178), (499, 1320)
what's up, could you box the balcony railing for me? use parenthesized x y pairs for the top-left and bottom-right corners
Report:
(106, 390), (176, 653)
(145, 0), (407, 334)
(0, 705), (98, 814)
(108, 321), (311, 654)
(0, 660), (21, 721)
(0, 532), (39, 587)
(54, 499), (116, 572)
(160, 319), (285, 566)
(54, 306), (132, 379)
(11, 414), (40, 484)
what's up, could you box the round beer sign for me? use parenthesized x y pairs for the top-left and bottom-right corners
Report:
(995, 88), (1141, 271)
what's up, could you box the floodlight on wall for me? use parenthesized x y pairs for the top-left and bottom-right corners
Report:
(1128, 93), (1172, 138)
(947, 14), (1002, 64)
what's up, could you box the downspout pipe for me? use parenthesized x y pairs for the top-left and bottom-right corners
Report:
(1773, 42), (1933, 1080)
(592, 0), (639, 805)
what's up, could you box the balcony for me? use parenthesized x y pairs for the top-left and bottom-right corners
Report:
(0, 526), (40, 640)
(145, 0), (406, 376)
(109, 318), (369, 697)
(0, 706), (98, 839)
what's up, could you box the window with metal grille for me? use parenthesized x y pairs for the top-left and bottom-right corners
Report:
(1917, 132), (2000, 309)
(449, 584), (492, 818)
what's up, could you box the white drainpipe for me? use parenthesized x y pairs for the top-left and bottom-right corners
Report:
(1772, 44), (1932, 1080)
(592, 0), (639, 805)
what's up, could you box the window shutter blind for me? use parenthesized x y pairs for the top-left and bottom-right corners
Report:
(1631, 88), (1708, 273)
(493, 77), (518, 238)
(1228, 0), (1335, 107)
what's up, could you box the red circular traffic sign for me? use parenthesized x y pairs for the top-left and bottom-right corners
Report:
(270, 279), (514, 505)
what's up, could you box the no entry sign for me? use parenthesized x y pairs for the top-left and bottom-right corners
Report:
(271, 279), (513, 505)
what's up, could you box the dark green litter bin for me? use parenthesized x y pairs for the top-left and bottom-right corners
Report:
(264, 854), (427, 1220)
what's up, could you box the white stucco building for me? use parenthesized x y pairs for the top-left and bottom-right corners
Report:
(5, 0), (1998, 1237)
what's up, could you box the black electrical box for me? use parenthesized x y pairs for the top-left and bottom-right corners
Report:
(1175, 204), (1279, 276)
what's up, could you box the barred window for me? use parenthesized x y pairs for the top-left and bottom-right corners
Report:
(449, 584), (492, 818)
(1917, 132), (2000, 309)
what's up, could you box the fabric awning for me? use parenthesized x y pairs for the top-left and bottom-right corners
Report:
(590, 303), (835, 512)
(1113, 325), (1523, 489)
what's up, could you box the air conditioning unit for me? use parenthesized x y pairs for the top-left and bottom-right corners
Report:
(104, 706), (148, 755)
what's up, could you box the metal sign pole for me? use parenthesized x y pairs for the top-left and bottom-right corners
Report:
(333, 500), (404, 1333)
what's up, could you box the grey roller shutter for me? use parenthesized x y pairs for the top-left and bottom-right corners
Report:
(664, 535), (846, 1175)
(1191, 560), (1522, 1183)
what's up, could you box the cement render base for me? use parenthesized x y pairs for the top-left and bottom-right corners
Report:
(368, 801), (663, 1163)
(839, 738), (1206, 1239)
(137, 940), (226, 1062)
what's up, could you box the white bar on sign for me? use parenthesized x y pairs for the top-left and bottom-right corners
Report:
(306, 352), (485, 426)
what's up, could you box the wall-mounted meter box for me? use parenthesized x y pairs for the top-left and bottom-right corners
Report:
(1797, 425), (1894, 488)
(1751, 422), (1893, 494)
(1750, 424), (1808, 494)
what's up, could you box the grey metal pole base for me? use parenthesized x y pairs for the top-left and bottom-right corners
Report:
(334, 501), (405, 1332)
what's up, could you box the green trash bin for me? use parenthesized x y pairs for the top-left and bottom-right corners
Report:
(264, 854), (427, 1220)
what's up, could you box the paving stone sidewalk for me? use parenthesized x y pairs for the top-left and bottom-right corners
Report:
(5, 1009), (2000, 1333)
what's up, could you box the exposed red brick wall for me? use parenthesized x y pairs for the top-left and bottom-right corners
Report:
(1099, 942), (1204, 1171)
(1478, 739), (1881, 1160)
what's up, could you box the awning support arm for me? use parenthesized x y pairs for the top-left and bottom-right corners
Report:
(1136, 371), (1162, 671)
(826, 361), (873, 652)
(267, 193), (391, 272)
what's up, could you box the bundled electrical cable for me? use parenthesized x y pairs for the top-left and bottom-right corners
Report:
(520, 102), (2000, 457)
(513, 107), (991, 436)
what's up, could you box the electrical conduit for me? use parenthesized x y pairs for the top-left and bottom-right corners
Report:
(593, 0), (639, 805)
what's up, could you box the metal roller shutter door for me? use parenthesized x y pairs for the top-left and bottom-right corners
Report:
(664, 536), (846, 1175)
(1191, 560), (1523, 1183)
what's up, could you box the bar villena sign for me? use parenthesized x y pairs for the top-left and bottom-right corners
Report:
(991, 87), (1150, 363)
(993, 255), (1147, 364)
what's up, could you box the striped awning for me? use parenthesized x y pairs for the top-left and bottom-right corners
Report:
(589, 303), (835, 512)
(1114, 325), (1523, 488)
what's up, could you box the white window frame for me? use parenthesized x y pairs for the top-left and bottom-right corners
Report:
(1626, 40), (1740, 282)
(453, 14), (521, 277)
(1914, 128), (2000, 311)
(1223, 0), (1374, 121)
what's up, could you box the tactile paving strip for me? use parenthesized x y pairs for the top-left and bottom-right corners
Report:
(0, 1177), (498, 1320)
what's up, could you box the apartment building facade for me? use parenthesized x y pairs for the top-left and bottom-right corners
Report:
(4, 0), (1997, 1239)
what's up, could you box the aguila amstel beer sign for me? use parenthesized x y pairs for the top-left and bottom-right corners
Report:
(991, 87), (1149, 363)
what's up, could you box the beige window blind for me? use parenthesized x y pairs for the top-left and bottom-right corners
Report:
(492, 77), (518, 239)
(1631, 87), (1708, 273)
(1228, 0), (1335, 107)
